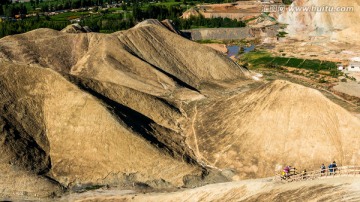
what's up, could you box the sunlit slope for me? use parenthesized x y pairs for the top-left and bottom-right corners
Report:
(192, 80), (360, 178)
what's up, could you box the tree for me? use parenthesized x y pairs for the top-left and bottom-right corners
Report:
(121, 3), (126, 10)
(41, 4), (49, 12)
(4, 5), (14, 17)
(0, 0), (11, 6)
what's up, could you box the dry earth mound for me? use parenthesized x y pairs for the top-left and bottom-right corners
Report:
(192, 80), (360, 179)
(0, 20), (249, 199)
(0, 60), (201, 194)
(0, 19), (360, 200)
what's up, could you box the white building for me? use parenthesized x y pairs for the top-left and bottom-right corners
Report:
(337, 64), (344, 71)
(348, 62), (360, 72)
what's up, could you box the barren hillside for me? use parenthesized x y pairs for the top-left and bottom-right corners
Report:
(0, 22), (250, 199)
(1, 20), (360, 200)
(193, 80), (360, 179)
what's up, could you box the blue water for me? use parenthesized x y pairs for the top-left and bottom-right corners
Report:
(244, 44), (255, 53)
(227, 46), (239, 57)
(227, 44), (255, 57)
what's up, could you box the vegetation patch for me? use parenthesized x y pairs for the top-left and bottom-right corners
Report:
(321, 61), (337, 70)
(287, 58), (304, 67)
(0, 0), (247, 38)
(299, 59), (321, 70)
(276, 31), (288, 38)
(272, 57), (289, 66)
(240, 50), (338, 77)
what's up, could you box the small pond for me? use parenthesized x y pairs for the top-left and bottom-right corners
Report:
(227, 44), (255, 58)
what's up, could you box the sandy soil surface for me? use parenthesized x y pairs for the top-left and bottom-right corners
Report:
(63, 176), (360, 201)
(334, 82), (360, 98)
(203, 43), (227, 54)
(269, 37), (360, 63)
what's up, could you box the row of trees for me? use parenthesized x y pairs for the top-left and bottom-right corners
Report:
(0, 3), (246, 38)
(1, 4), (28, 17)
(0, 18), (69, 38)
(80, 14), (135, 32)
(132, 4), (245, 29)
(132, 4), (183, 21)
(174, 15), (246, 29)
(33, 0), (119, 11)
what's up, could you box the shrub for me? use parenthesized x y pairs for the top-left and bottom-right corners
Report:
(318, 78), (327, 83)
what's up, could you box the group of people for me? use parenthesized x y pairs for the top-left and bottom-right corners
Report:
(321, 161), (337, 174)
(281, 165), (297, 178)
(281, 161), (338, 180)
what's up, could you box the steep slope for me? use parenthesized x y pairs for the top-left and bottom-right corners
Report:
(278, 0), (360, 42)
(192, 80), (360, 179)
(116, 24), (250, 90)
(0, 61), (202, 188)
(0, 21), (251, 199)
(0, 23), (250, 172)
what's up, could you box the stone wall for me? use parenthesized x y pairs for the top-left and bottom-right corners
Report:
(182, 25), (279, 40)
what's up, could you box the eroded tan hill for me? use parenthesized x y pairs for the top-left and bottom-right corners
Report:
(0, 61), (201, 190)
(0, 20), (360, 200)
(0, 22), (250, 199)
(192, 80), (360, 179)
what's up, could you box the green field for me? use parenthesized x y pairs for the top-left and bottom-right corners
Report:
(241, 51), (337, 72)
(272, 57), (290, 66)
(287, 58), (304, 67)
(50, 11), (89, 21)
(299, 59), (321, 70)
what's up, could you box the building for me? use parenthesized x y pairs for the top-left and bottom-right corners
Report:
(337, 63), (344, 71)
(348, 61), (360, 72)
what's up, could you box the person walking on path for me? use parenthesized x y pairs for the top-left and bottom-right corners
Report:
(283, 165), (291, 177)
(332, 161), (337, 174)
(320, 164), (326, 175)
(328, 161), (337, 175)
(302, 169), (307, 179)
